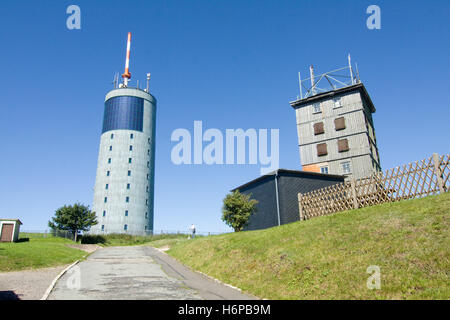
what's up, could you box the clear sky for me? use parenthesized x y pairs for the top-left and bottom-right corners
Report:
(0, 0), (449, 233)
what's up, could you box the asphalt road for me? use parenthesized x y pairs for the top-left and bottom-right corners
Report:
(48, 246), (257, 300)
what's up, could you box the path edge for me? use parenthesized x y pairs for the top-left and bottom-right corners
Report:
(152, 246), (260, 300)
(40, 260), (80, 300)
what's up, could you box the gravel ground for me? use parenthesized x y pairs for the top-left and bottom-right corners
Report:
(0, 266), (68, 300)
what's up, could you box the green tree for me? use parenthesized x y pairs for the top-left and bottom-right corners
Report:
(48, 203), (98, 242)
(222, 190), (258, 232)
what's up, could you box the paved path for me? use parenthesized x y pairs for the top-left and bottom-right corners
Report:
(0, 266), (67, 300)
(48, 246), (257, 300)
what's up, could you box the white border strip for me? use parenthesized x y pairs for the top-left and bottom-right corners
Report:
(40, 260), (80, 300)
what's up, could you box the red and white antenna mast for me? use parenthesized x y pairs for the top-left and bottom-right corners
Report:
(121, 32), (132, 87)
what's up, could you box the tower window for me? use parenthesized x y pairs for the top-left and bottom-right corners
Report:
(147, 149), (150, 155)
(333, 97), (342, 108)
(109, 146), (112, 151)
(108, 158), (111, 164)
(148, 138), (150, 144)
(128, 158), (132, 164)
(145, 212), (148, 219)
(334, 117), (346, 131)
(147, 161), (150, 168)
(107, 171), (110, 176)
(126, 196), (129, 203)
(312, 103), (321, 114)
(103, 210), (106, 217)
(146, 186), (149, 192)
(104, 197), (107, 203)
(338, 139), (349, 152)
(130, 133), (134, 139)
(146, 199), (148, 205)
(111, 133), (114, 139)
(105, 184), (108, 190)
(127, 183), (130, 190)
(101, 225), (105, 231)
(129, 145), (133, 151)
(125, 210), (128, 216)
(147, 174), (149, 180)
(342, 161), (351, 174)
(128, 170), (131, 176)
(313, 122), (324, 135)
(124, 224), (128, 231)
(317, 143), (328, 157)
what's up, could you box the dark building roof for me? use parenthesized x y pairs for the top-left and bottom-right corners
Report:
(289, 83), (376, 113)
(232, 169), (344, 192)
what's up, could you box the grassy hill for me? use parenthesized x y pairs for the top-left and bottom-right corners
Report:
(167, 192), (450, 299)
(0, 234), (86, 272)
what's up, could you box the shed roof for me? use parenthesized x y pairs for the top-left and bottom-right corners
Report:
(0, 219), (22, 225)
(232, 169), (344, 191)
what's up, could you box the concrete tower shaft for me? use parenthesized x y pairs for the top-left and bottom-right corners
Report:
(91, 87), (157, 235)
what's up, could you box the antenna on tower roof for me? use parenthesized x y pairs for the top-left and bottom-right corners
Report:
(146, 73), (151, 92)
(121, 32), (132, 87)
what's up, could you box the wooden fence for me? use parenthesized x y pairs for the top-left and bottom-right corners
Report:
(298, 153), (449, 220)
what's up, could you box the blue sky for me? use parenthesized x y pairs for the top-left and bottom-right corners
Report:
(0, 0), (449, 233)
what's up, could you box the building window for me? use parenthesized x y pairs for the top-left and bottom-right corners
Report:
(108, 158), (111, 164)
(313, 122), (324, 135)
(125, 210), (128, 216)
(334, 117), (346, 131)
(104, 197), (107, 203)
(342, 161), (351, 174)
(317, 143), (328, 157)
(147, 149), (150, 155)
(111, 133), (114, 139)
(146, 186), (149, 192)
(107, 171), (110, 176)
(103, 210), (106, 217)
(338, 139), (349, 152)
(128, 170), (131, 176)
(147, 161), (150, 168)
(105, 184), (108, 190)
(101, 225), (105, 231)
(130, 133), (134, 139)
(147, 174), (149, 180)
(145, 212), (148, 219)
(127, 183), (130, 190)
(333, 97), (342, 108)
(146, 199), (148, 205)
(128, 158), (132, 164)
(126, 196), (129, 203)
(109, 145), (112, 151)
(124, 224), (128, 231)
(312, 103), (321, 114)
(148, 138), (150, 144)
(320, 166), (329, 174)
(129, 145), (133, 151)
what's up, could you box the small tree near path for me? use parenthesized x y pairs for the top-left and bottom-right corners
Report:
(48, 203), (98, 242)
(222, 190), (258, 232)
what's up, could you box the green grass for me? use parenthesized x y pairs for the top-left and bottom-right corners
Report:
(167, 192), (450, 300)
(0, 234), (86, 272)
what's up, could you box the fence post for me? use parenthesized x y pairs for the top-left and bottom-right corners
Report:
(432, 153), (446, 193)
(351, 178), (359, 209)
(298, 193), (304, 220)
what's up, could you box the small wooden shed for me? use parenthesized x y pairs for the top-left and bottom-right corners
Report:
(0, 219), (22, 242)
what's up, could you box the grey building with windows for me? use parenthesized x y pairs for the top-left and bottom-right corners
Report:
(90, 88), (157, 235)
(233, 169), (344, 231)
(290, 83), (381, 179)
